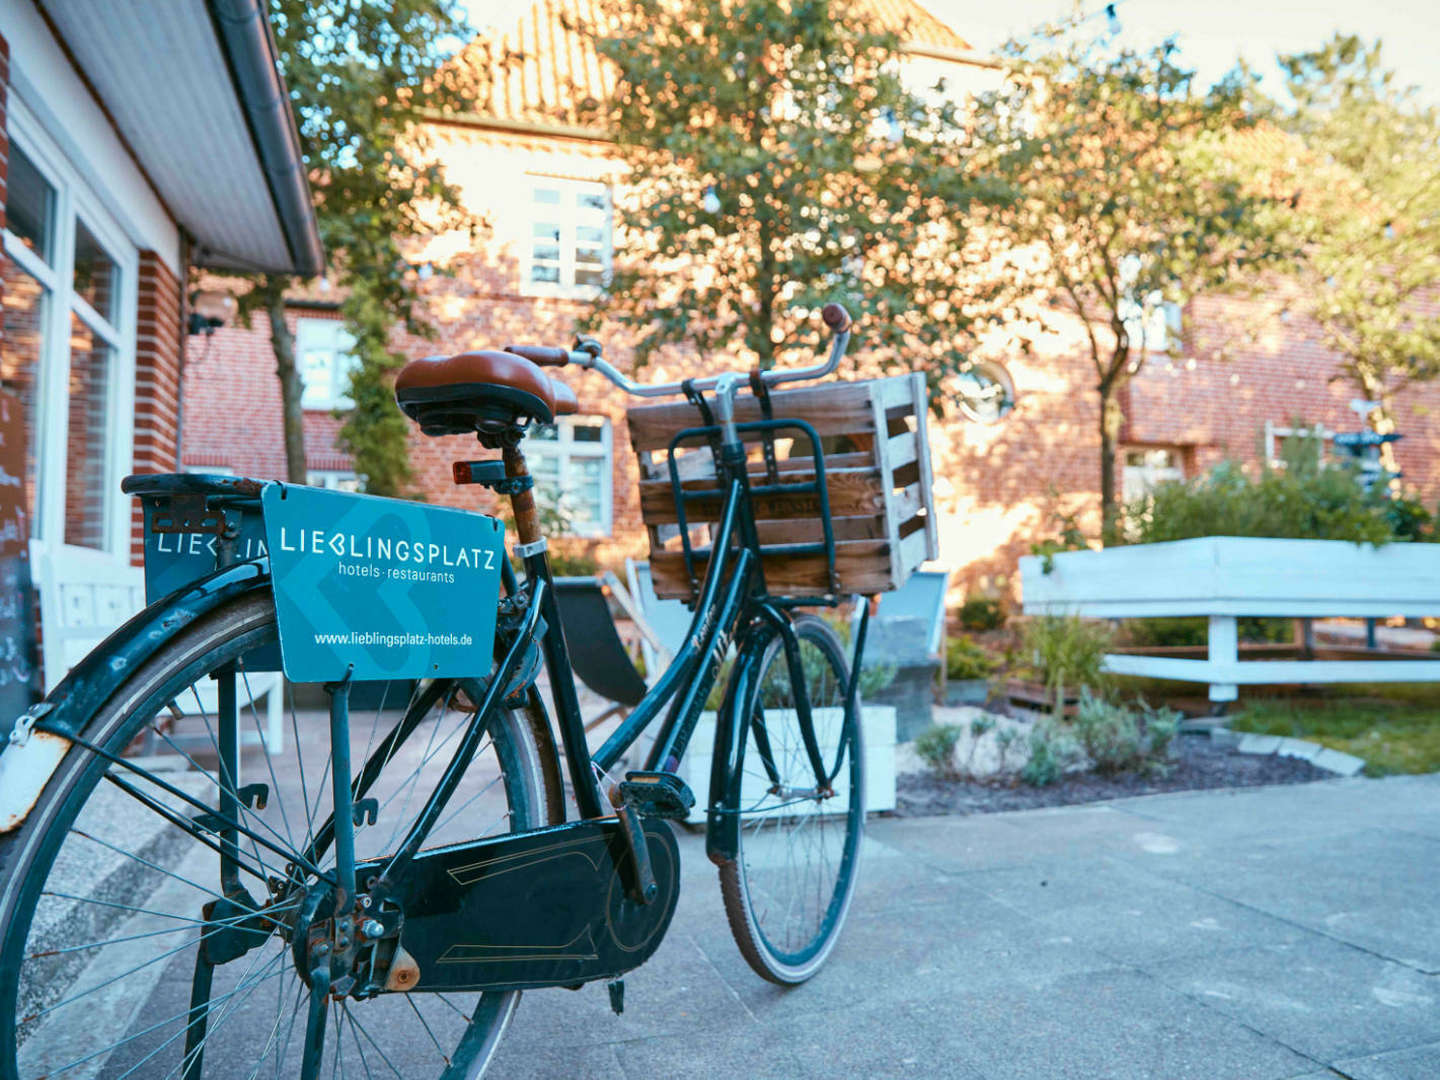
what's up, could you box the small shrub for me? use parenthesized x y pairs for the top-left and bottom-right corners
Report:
(914, 723), (964, 779)
(946, 635), (997, 681)
(1072, 691), (1182, 776)
(959, 595), (1005, 632)
(1021, 719), (1083, 787)
(995, 726), (1023, 774)
(1021, 615), (1113, 717)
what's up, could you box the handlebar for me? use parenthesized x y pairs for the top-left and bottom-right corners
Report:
(504, 302), (852, 400)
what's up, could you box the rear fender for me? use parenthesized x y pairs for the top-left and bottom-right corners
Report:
(0, 560), (271, 833)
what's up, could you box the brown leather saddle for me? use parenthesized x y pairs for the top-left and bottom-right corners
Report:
(395, 348), (578, 439)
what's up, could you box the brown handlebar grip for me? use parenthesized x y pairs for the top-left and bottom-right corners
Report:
(505, 344), (570, 366)
(821, 303), (852, 334)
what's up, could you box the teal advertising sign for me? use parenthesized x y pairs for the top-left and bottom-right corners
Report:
(140, 501), (270, 604)
(262, 485), (505, 683)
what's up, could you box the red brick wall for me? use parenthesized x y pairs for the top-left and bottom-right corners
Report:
(128, 253), (184, 561)
(182, 306), (353, 479)
(1, 30), (10, 340)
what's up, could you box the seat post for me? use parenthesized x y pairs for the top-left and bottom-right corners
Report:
(502, 445), (542, 546)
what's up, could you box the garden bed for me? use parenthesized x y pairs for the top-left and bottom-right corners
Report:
(893, 733), (1331, 818)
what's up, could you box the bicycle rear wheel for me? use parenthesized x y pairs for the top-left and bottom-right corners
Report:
(718, 614), (864, 984)
(0, 590), (560, 1080)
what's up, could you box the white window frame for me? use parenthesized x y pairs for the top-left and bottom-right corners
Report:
(306, 470), (360, 492)
(1122, 446), (1186, 502)
(521, 176), (613, 300)
(525, 417), (613, 537)
(3, 99), (137, 559)
(297, 316), (357, 410)
(1264, 422), (1333, 469)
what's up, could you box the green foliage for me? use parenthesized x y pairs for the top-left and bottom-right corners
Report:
(1125, 437), (1427, 546)
(994, 726), (1024, 774)
(1232, 688), (1440, 777)
(580, 0), (1003, 377)
(958, 595), (1006, 632)
(914, 723), (964, 779)
(1021, 719), (1083, 787)
(1030, 506), (1092, 574)
(1071, 691), (1180, 777)
(1268, 35), (1440, 428)
(945, 634), (997, 682)
(1021, 615), (1113, 717)
(1125, 616), (1292, 647)
(970, 21), (1292, 541)
(239, 0), (479, 491)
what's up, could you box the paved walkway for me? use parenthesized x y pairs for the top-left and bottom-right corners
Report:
(489, 775), (1440, 1079)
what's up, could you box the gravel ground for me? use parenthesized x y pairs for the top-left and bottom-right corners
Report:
(895, 733), (1333, 817)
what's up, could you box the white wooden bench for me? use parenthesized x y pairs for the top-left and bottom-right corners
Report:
(1020, 536), (1440, 703)
(33, 541), (284, 747)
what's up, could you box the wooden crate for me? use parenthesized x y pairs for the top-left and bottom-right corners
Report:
(627, 373), (939, 600)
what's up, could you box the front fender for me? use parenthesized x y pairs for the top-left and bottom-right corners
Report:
(0, 559), (271, 832)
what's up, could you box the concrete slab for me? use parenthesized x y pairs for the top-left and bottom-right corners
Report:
(1239, 734), (1284, 755)
(1335, 1040), (1440, 1079)
(1312, 747), (1367, 776)
(1145, 937), (1439, 1062)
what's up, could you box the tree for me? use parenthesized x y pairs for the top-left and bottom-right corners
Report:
(577, 0), (1003, 377)
(969, 23), (1290, 543)
(238, 1), (476, 493)
(1276, 35), (1440, 472)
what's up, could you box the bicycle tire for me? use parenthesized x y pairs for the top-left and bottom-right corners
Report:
(0, 590), (561, 1080)
(718, 614), (864, 984)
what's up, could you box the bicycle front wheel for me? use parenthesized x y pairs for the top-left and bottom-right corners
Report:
(718, 614), (864, 984)
(0, 590), (560, 1080)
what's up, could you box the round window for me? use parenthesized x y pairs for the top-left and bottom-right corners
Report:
(954, 362), (1015, 424)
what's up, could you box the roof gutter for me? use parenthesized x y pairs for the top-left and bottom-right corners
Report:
(206, 0), (325, 277)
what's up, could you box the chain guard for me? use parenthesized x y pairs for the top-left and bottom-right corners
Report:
(385, 816), (680, 992)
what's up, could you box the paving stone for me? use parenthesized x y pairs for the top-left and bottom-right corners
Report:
(1311, 747), (1367, 777)
(1239, 734), (1284, 755)
(1277, 737), (1324, 762)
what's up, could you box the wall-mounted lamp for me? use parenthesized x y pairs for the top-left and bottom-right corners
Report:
(187, 289), (237, 336)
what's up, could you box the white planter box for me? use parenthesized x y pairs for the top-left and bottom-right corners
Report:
(683, 705), (896, 824)
(1019, 536), (1440, 701)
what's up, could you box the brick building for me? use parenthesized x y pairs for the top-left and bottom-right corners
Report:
(183, 0), (1440, 597)
(0, 0), (320, 691)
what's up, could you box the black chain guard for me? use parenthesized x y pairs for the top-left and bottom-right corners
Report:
(388, 816), (680, 992)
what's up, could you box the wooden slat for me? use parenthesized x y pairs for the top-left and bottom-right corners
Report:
(909, 372), (940, 561)
(626, 378), (887, 452)
(886, 431), (918, 472)
(651, 539), (896, 599)
(870, 391), (903, 589)
(898, 524), (930, 578)
(754, 515), (887, 544)
(638, 466), (885, 525)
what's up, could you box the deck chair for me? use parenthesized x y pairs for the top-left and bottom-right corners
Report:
(624, 560), (692, 678)
(32, 540), (284, 751)
(553, 576), (649, 731)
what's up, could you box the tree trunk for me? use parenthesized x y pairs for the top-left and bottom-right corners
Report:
(1098, 382), (1122, 546)
(265, 284), (309, 484)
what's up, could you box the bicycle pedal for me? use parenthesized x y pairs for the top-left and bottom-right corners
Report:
(619, 772), (695, 820)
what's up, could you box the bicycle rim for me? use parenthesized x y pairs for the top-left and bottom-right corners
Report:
(718, 614), (864, 984)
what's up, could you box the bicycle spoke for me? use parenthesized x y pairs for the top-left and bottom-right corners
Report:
(343, 1004), (406, 1078)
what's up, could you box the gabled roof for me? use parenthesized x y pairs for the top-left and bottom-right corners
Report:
(446, 0), (977, 134)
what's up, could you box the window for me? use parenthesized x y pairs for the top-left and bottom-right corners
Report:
(2, 115), (136, 557)
(1264, 422), (1332, 469)
(1123, 448), (1186, 502)
(307, 470), (360, 492)
(526, 178), (612, 295)
(953, 362), (1015, 424)
(524, 418), (612, 536)
(297, 317), (357, 410)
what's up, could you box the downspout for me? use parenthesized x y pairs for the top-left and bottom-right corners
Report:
(204, 0), (324, 277)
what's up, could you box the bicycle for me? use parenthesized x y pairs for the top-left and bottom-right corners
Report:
(0, 302), (876, 1079)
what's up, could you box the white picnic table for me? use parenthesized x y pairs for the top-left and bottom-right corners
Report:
(1020, 536), (1440, 703)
